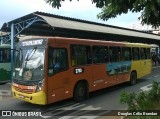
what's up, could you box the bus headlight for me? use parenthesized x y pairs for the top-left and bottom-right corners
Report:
(36, 80), (44, 92)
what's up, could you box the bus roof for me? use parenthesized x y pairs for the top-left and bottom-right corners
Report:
(18, 36), (151, 48)
(49, 37), (151, 48)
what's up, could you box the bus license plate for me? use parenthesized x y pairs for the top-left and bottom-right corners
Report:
(19, 94), (25, 99)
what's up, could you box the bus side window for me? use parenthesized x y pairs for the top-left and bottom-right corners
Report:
(4, 49), (11, 62)
(48, 47), (68, 76)
(92, 46), (108, 63)
(0, 49), (10, 63)
(0, 49), (3, 63)
(132, 47), (140, 60)
(109, 46), (121, 62)
(140, 48), (146, 60)
(146, 48), (151, 59)
(71, 45), (91, 66)
(122, 47), (131, 61)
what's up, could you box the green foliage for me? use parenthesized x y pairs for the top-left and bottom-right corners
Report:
(120, 81), (160, 119)
(120, 91), (137, 110)
(45, 0), (74, 9)
(120, 81), (160, 110)
(45, 0), (160, 28)
(97, 0), (160, 28)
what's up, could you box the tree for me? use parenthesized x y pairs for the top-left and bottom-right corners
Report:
(45, 0), (160, 28)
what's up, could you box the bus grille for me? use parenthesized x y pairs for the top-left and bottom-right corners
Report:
(13, 86), (33, 94)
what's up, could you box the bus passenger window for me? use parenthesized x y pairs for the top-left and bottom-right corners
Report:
(132, 47), (140, 60)
(109, 47), (121, 62)
(122, 47), (131, 61)
(146, 48), (151, 59)
(140, 48), (146, 60)
(71, 45), (91, 66)
(4, 49), (11, 62)
(0, 49), (3, 63)
(0, 49), (10, 63)
(92, 46), (108, 63)
(48, 48), (68, 76)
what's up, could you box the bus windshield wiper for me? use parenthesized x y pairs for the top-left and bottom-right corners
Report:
(25, 47), (37, 61)
(19, 48), (23, 62)
(23, 47), (37, 75)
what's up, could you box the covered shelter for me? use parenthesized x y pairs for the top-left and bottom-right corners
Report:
(1, 11), (160, 77)
(1, 11), (160, 44)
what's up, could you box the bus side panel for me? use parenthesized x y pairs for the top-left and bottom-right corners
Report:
(91, 64), (111, 91)
(129, 61), (141, 79)
(47, 70), (71, 104)
(106, 61), (131, 85)
(140, 59), (152, 78)
(70, 65), (93, 94)
(130, 59), (152, 80)
(0, 63), (11, 83)
(90, 61), (131, 92)
(47, 41), (72, 104)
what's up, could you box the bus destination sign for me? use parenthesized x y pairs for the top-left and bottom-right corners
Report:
(22, 39), (43, 46)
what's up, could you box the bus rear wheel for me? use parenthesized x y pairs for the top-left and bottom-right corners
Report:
(73, 82), (86, 102)
(130, 71), (137, 85)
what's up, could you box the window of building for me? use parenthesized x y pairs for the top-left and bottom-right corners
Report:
(92, 46), (109, 63)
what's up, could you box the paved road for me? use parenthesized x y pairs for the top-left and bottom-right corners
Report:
(0, 66), (160, 119)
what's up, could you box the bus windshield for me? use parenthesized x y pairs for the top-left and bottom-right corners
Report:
(13, 47), (45, 84)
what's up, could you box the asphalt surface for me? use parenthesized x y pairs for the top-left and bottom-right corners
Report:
(0, 66), (160, 119)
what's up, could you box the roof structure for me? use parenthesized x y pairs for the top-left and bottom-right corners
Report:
(1, 11), (160, 45)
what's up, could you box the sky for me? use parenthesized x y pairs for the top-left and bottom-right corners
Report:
(0, 0), (143, 30)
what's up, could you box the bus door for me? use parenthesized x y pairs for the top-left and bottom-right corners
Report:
(140, 48), (151, 77)
(92, 64), (107, 90)
(92, 46), (109, 90)
(107, 62), (127, 85)
(106, 46), (122, 86)
(132, 47), (142, 77)
(118, 61), (132, 83)
(47, 46), (70, 104)
(145, 48), (152, 74)
(117, 47), (132, 83)
(70, 45), (92, 90)
(106, 62), (118, 85)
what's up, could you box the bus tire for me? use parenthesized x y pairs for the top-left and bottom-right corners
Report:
(73, 82), (86, 102)
(130, 71), (137, 85)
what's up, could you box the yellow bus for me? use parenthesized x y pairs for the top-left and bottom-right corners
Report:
(12, 37), (152, 105)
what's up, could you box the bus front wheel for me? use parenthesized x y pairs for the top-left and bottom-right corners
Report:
(130, 71), (137, 85)
(73, 82), (86, 102)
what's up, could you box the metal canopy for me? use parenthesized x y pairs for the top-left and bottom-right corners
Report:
(1, 11), (160, 45)
(0, 11), (160, 80)
(0, 34), (10, 44)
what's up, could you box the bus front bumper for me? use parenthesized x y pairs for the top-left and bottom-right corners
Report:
(12, 86), (47, 105)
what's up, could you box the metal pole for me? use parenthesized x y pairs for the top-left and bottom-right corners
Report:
(11, 23), (15, 81)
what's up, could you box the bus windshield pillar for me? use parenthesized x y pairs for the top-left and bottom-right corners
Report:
(11, 23), (15, 81)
